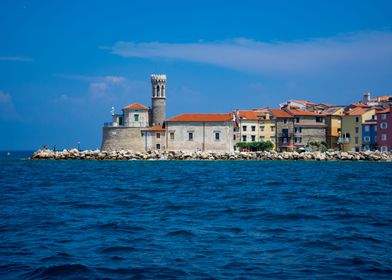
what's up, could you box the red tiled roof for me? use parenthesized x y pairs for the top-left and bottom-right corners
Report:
(291, 99), (316, 105)
(166, 113), (233, 122)
(370, 95), (391, 102)
(123, 103), (149, 110)
(346, 108), (372, 116)
(377, 108), (390, 114)
(286, 109), (324, 116)
(142, 125), (165, 132)
(237, 110), (261, 120)
(350, 103), (369, 108)
(269, 109), (293, 118)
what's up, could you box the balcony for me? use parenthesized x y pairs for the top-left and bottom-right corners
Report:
(338, 137), (350, 143)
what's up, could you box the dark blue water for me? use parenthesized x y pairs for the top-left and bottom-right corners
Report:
(0, 151), (392, 279)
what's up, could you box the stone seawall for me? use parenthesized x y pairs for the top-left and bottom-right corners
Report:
(31, 149), (392, 161)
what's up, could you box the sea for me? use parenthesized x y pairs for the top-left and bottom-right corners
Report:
(0, 151), (391, 279)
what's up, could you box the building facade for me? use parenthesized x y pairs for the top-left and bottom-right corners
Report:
(322, 107), (344, 149)
(376, 107), (392, 152)
(340, 108), (376, 152)
(165, 114), (236, 152)
(362, 120), (377, 151)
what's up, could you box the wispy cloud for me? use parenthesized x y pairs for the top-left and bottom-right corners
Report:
(54, 74), (145, 104)
(0, 56), (33, 62)
(0, 91), (19, 120)
(107, 31), (392, 75)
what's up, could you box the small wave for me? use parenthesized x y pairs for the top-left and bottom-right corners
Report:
(25, 264), (94, 279)
(40, 252), (75, 262)
(100, 246), (137, 254)
(166, 229), (195, 238)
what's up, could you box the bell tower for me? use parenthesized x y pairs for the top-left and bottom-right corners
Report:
(151, 74), (167, 126)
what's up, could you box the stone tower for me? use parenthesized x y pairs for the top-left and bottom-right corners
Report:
(151, 74), (167, 125)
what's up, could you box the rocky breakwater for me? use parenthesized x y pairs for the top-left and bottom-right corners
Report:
(30, 149), (392, 161)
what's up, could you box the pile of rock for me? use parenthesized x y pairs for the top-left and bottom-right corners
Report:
(30, 149), (392, 161)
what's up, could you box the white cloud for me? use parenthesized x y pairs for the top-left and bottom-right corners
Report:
(0, 91), (19, 120)
(107, 31), (392, 75)
(54, 74), (146, 104)
(0, 56), (33, 62)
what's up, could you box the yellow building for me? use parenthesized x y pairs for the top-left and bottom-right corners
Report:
(258, 109), (276, 149)
(321, 107), (345, 149)
(236, 109), (276, 150)
(340, 108), (376, 152)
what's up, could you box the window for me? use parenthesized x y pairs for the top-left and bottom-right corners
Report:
(271, 126), (275, 132)
(316, 116), (323, 123)
(284, 119), (288, 124)
(381, 146), (388, 152)
(233, 135), (236, 141)
(134, 114), (139, 121)
(355, 136), (359, 144)
(364, 136), (371, 143)
(215, 132), (220, 141)
(365, 125), (370, 132)
(170, 132), (174, 140)
(251, 126), (256, 132)
(188, 132), (193, 141)
(156, 144), (161, 150)
(260, 126), (265, 131)
(355, 117), (359, 123)
(283, 138), (288, 144)
(381, 122), (388, 129)
(382, 114), (387, 120)
(156, 133), (160, 139)
(260, 136), (265, 141)
(242, 126), (247, 132)
(270, 136), (275, 142)
(242, 135), (247, 142)
(355, 127), (359, 134)
(251, 135), (256, 142)
(381, 134), (387, 141)
(295, 117), (300, 123)
(294, 137), (302, 143)
(295, 127), (302, 133)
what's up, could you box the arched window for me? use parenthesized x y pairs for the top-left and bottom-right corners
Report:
(157, 85), (160, 97)
(161, 86), (165, 97)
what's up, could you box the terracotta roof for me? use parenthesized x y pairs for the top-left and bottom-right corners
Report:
(350, 103), (369, 108)
(370, 95), (391, 102)
(286, 109), (324, 116)
(363, 121), (377, 125)
(166, 113), (233, 122)
(123, 103), (149, 110)
(237, 110), (261, 120)
(291, 99), (316, 105)
(142, 125), (165, 132)
(377, 108), (390, 114)
(346, 108), (372, 116)
(269, 109), (293, 118)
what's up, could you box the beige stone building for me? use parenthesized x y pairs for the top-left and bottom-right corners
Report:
(165, 113), (236, 152)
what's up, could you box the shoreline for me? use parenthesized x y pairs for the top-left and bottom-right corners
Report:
(30, 149), (392, 162)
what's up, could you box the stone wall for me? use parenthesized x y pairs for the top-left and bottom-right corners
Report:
(165, 122), (235, 152)
(101, 127), (145, 152)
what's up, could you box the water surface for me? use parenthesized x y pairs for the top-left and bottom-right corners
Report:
(1, 152), (392, 279)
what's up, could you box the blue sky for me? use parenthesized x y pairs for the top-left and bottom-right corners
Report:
(1, 0), (392, 150)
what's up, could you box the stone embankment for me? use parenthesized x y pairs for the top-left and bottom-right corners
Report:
(31, 149), (392, 161)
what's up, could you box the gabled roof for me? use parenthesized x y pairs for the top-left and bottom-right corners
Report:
(237, 110), (261, 121)
(166, 113), (233, 122)
(142, 125), (165, 132)
(291, 99), (316, 106)
(286, 109), (324, 116)
(321, 107), (344, 115)
(346, 108), (373, 116)
(123, 103), (149, 110)
(377, 108), (391, 114)
(269, 109), (293, 118)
